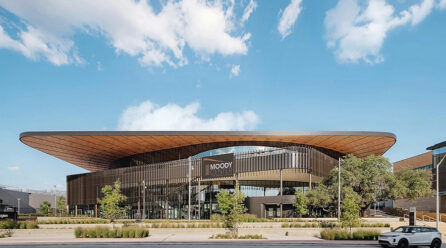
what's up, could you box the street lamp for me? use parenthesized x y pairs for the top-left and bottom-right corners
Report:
(17, 198), (21, 215)
(338, 157), (342, 221)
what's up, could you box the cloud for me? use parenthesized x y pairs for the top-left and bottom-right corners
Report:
(230, 64), (240, 78)
(278, 0), (303, 39)
(118, 100), (259, 131)
(7, 166), (20, 172)
(324, 0), (439, 64)
(0, 0), (253, 67)
(241, 0), (257, 25)
(440, 0), (446, 9)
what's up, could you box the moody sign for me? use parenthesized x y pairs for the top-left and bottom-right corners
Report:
(202, 153), (234, 179)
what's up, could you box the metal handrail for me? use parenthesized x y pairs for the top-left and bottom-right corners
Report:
(422, 215), (436, 222)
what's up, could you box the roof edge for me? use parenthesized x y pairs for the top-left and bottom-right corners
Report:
(20, 130), (397, 140)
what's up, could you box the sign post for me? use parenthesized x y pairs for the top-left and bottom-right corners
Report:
(409, 207), (416, 226)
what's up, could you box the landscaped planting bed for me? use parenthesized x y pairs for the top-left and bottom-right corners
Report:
(281, 222), (390, 228)
(210, 233), (265, 239)
(320, 229), (381, 240)
(0, 220), (38, 229)
(74, 227), (148, 238)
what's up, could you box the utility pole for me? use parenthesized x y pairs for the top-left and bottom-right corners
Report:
(142, 180), (146, 219)
(188, 156), (192, 221)
(338, 157), (341, 221)
(435, 154), (446, 229)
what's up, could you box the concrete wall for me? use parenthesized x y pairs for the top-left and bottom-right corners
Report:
(0, 188), (64, 214)
(393, 195), (436, 212)
(246, 195), (295, 218)
(0, 188), (34, 213)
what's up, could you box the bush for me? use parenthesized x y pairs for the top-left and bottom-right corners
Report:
(0, 220), (16, 229)
(74, 228), (83, 238)
(25, 221), (39, 229)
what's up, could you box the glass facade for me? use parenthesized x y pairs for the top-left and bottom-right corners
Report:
(67, 145), (338, 219)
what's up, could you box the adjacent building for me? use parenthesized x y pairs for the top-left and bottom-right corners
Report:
(0, 187), (63, 214)
(20, 131), (396, 219)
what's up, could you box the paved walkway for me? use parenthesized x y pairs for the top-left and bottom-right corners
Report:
(0, 233), (322, 244)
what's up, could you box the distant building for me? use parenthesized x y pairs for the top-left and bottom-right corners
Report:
(393, 152), (435, 212)
(0, 187), (65, 214)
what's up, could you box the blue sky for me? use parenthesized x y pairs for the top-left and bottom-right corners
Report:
(0, 0), (445, 191)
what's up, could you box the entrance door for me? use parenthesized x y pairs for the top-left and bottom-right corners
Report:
(264, 204), (279, 218)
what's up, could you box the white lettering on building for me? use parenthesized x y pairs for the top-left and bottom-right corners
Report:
(209, 162), (232, 170)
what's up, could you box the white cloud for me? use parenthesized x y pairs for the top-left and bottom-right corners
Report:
(278, 0), (303, 39)
(0, 0), (253, 67)
(8, 166), (20, 172)
(241, 0), (257, 25)
(230, 64), (240, 78)
(440, 0), (446, 9)
(118, 100), (259, 131)
(325, 0), (438, 64)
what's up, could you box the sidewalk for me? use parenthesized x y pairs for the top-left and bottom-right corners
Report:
(0, 233), (323, 244)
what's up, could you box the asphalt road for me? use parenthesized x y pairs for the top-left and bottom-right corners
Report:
(0, 241), (411, 248)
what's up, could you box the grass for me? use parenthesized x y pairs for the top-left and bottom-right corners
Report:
(320, 229), (381, 240)
(281, 221), (389, 228)
(74, 226), (148, 238)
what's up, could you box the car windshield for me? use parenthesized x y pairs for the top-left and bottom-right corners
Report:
(393, 227), (414, 233)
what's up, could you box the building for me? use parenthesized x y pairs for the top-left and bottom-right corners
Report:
(428, 141), (446, 212)
(392, 141), (446, 213)
(0, 187), (64, 214)
(20, 131), (396, 219)
(392, 152), (435, 212)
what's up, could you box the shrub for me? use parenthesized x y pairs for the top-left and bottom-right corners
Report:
(238, 234), (264, 239)
(74, 228), (83, 238)
(88, 229), (97, 238)
(0, 220), (16, 229)
(109, 229), (117, 238)
(211, 233), (264, 239)
(25, 221), (38, 229)
(122, 229), (129, 238)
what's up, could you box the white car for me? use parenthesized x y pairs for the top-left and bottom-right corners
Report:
(379, 225), (442, 248)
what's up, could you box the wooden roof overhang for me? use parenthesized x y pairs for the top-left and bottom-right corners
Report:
(20, 131), (396, 172)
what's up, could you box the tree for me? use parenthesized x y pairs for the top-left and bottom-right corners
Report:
(294, 189), (308, 217)
(97, 180), (128, 223)
(306, 154), (432, 216)
(216, 182), (246, 237)
(341, 188), (360, 234)
(56, 196), (67, 215)
(395, 169), (433, 200)
(39, 201), (51, 215)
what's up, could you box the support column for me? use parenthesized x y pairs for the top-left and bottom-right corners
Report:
(94, 204), (98, 218)
(309, 170), (312, 190)
(165, 179), (169, 219)
(75, 205), (78, 217)
(280, 168), (283, 218)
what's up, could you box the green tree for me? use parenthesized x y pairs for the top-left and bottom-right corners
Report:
(306, 154), (432, 216)
(294, 189), (308, 217)
(395, 169), (433, 200)
(97, 180), (128, 223)
(216, 182), (246, 237)
(39, 201), (51, 215)
(56, 196), (67, 215)
(341, 188), (360, 234)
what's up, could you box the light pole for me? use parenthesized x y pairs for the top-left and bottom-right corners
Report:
(142, 180), (146, 219)
(54, 185), (57, 215)
(435, 154), (446, 229)
(338, 157), (341, 221)
(188, 156), (192, 221)
(17, 198), (21, 215)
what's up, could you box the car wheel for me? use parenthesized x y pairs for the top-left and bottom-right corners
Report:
(431, 239), (442, 248)
(380, 245), (389, 248)
(397, 239), (409, 248)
